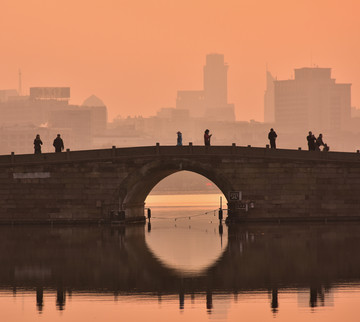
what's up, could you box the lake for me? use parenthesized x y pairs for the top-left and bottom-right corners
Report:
(0, 193), (359, 321)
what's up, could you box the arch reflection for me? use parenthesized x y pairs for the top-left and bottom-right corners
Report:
(145, 219), (227, 277)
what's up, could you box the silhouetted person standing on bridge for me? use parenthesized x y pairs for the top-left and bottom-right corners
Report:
(204, 129), (212, 146)
(307, 131), (316, 151)
(53, 134), (64, 153)
(177, 131), (182, 146)
(268, 128), (277, 149)
(33, 134), (43, 154)
(316, 134), (325, 151)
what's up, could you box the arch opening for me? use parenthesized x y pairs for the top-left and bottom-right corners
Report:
(145, 170), (226, 210)
(120, 159), (232, 218)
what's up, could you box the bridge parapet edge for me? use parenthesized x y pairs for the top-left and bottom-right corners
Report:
(1, 145), (360, 166)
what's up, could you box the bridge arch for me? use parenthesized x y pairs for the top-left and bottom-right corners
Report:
(119, 158), (233, 218)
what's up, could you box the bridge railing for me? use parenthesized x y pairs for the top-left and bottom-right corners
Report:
(1, 144), (360, 165)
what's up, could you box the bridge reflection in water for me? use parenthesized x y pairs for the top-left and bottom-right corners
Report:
(1, 222), (360, 314)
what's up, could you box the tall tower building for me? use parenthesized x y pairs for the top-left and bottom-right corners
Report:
(203, 54), (228, 109)
(176, 53), (235, 121)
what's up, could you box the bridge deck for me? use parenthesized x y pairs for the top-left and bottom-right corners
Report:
(0, 145), (360, 165)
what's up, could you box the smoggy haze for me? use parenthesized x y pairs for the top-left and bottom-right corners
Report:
(1, 0), (359, 121)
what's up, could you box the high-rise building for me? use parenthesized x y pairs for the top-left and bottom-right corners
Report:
(264, 71), (275, 123)
(176, 54), (235, 121)
(274, 67), (351, 131)
(203, 54), (228, 109)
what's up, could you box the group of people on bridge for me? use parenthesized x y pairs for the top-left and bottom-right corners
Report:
(176, 129), (212, 146)
(33, 134), (64, 154)
(306, 131), (329, 152)
(267, 129), (330, 151)
(176, 128), (330, 152)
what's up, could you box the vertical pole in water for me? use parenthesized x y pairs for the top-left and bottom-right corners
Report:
(219, 194), (224, 247)
(218, 196), (223, 221)
(219, 221), (223, 248)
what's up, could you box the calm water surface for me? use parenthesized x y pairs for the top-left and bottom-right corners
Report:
(1, 194), (360, 321)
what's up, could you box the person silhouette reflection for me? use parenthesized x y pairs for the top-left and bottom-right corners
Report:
(309, 287), (318, 308)
(271, 288), (278, 314)
(179, 291), (184, 310)
(36, 287), (44, 312)
(56, 288), (66, 310)
(206, 290), (213, 312)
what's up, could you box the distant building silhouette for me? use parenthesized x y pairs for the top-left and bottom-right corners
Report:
(176, 54), (235, 122)
(264, 71), (275, 123)
(82, 95), (108, 135)
(0, 87), (70, 127)
(0, 88), (107, 153)
(0, 124), (72, 154)
(49, 109), (92, 148)
(204, 54), (228, 109)
(274, 67), (351, 131)
(0, 89), (18, 103)
(156, 107), (189, 120)
(176, 90), (205, 118)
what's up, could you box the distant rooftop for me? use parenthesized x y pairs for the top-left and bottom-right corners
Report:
(82, 95), (106, 107)
(294, 67), (332, 80)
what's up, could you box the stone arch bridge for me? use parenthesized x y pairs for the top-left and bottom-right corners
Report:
(1, 144), (360, 223)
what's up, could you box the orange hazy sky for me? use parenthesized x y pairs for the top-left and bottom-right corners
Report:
(1, 0), (359, 121)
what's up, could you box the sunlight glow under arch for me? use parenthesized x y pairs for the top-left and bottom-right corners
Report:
(145, 170), (226, 208)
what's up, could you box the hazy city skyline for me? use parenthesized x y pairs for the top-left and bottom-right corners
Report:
(1, 0), (359, 122)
